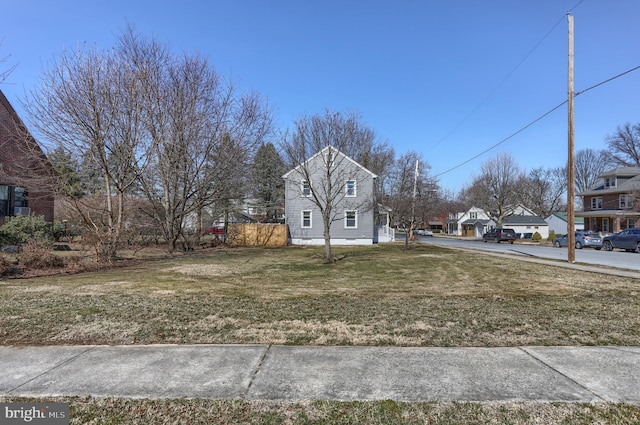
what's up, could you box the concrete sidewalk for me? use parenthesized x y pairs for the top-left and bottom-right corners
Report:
(2, 345), (639, 403)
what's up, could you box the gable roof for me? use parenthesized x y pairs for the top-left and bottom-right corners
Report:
(502, 215), (548, 226)
(547, 212), (585, 225)
(282, 145), (378, 179)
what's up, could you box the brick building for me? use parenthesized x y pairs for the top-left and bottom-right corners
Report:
(0, 89), (55, 224)
(576, 167), (640, 233)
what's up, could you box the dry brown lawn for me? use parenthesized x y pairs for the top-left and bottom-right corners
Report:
(1, 243), (639, 347)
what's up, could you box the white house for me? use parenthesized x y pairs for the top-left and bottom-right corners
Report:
(545, 212), (584, 235)
(500, 205), (549, 239)
(446, 206), (493, 237)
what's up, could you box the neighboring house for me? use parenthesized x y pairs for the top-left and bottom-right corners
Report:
(446, 206), (492, 237)
(577, 167), (640, 233)
(502, 215), (549, 239)
(0, 90), (55, 224)
(282, 146), (394, 245)
(422, 215), (446, 232)
(447, 204), (548, 238)
(546, 212), (584, 235)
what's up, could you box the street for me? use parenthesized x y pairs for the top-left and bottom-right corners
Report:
(407, 234), (640, 272)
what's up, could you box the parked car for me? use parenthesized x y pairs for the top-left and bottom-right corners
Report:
(415, 228), (434, 237)
(602, 228), (640, 253)
(553, 231), (602, 250)
(204, 226), (225, 235)
(482, 228), (517, 243)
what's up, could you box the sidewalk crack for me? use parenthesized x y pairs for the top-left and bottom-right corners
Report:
(519, 347), (605, 402)
(8, 345), (98, 394)
(243, 344), (271, 399)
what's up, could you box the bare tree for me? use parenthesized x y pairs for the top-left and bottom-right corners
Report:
(519, 166), (567, 218)
(0, 42), (17, 84)
(382, 151), (435, 249)
(280, 110), (382, 263)
(459, 152), (523, 226)
(24, 40), (153, 262)
(605, 123), (640, 167)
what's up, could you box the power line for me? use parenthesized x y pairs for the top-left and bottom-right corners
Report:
(427, 2), (584, 152)
(433, 64), (640, 180)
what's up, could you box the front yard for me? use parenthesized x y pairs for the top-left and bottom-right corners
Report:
(3, 243), (640, 424)
(2, 243), (639, 347)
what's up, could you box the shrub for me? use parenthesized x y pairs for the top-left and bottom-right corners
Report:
(0, 215), (53, 245)
(18, 241), (65, 269)
(531, 231), (542, 241)
(0, 255), (19, 276)
(547, 231), (556, 242)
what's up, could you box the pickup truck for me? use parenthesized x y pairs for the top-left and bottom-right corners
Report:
(482, 228), (517, 244)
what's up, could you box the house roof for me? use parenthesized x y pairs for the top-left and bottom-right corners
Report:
(502, 215), (548, 225)
(547, 212), (585, 224)
(282, 145), (378, 179)
(461, 219), (491, 226)
(578, 167), (640, 196)
(601, 167), (640, 178)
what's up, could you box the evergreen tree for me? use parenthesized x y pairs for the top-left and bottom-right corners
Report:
(251, 142), (285, 223)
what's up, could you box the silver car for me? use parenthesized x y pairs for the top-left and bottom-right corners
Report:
(553, 231), (602, 250)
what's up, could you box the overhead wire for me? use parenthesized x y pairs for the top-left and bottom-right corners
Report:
(427, 2), (583, 151)
(432, 64), (640, 180)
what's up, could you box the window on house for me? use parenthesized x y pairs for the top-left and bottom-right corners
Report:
(345, 210), (357, 228)
(620, 194), (633, 209)
(0, 185), (28, 217)
(301, 181), (311, 197)
(602, 218), (609, 232)
(591, 197), (603, 210)
(345, 180), (356, 197)
(0, 186), (8, 217)
(627, 218), (636, 229)
(605, 177), (616, 188)
(301, 210), (312, 228)
(470, 212), (477, 219)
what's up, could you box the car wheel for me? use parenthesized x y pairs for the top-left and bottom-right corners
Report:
(494, 237), (500, 243)
(575, 241), (582, 249)
(554, 241), (561, 248)
(636, 242), (640, 254)
(603, 241), (613, 251)
(509, 240), (514, 244)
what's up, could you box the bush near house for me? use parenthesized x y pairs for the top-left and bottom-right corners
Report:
(531, 232), (542, 241)
(0, 215), (53, 245)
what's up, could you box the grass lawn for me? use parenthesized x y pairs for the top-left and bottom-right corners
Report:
(2, 242), (640, 423)
(1, 243), (639, 347)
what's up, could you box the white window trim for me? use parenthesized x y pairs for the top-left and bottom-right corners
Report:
(591, 197), (603, 210)
(345, 180), (357, 197)
(344, 210), (358, 229)
(301, 180), (312, 197)
(602, 218), (610, 232)
(301, 210), (312, 228)
(620, 194), (632, 209)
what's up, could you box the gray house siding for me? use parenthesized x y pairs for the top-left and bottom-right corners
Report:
(283, 147), (377, 245)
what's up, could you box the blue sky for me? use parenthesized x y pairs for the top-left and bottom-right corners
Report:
(2, 1), (639, 194)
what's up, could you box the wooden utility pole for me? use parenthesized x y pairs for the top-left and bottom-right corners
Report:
(567, 13), (576, 263)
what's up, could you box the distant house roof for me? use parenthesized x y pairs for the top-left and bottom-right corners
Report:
(461, 219), (491, 226)
(578, 167), (640, 196)
(548, 212), (585, 225)
(502, 215), (547, 226)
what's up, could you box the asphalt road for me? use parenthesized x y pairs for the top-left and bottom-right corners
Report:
(411, 235), (640, 272)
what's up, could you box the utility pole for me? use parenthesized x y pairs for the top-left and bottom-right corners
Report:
(567, 13), (576, 263)
(409, 159), (419, 245)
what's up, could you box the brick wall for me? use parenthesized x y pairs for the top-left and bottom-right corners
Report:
(0, 90), (55, 223)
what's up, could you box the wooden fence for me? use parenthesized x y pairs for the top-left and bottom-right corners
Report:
(228, 223), (288, 247)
